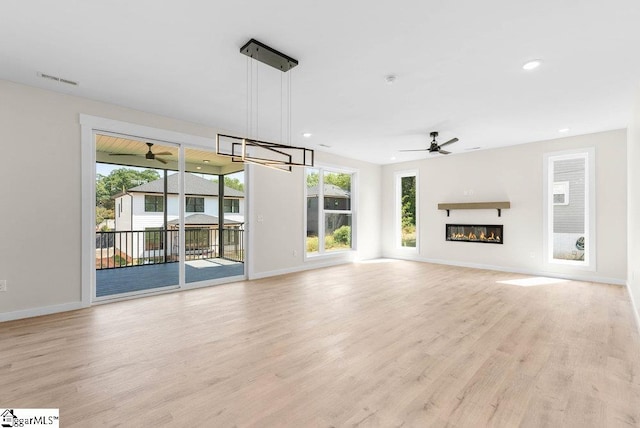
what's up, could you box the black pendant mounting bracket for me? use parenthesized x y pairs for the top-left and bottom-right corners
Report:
(240, 39), (298, 72)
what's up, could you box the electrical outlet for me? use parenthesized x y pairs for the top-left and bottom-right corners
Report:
(293, 249), (298, 257)
(0, 280), (7, 292)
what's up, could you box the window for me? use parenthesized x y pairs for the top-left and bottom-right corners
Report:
(223, 199), (240, 213)
(306, 167), (355, 255)
(544, 149), (595, 267)
(144, 195), (163, 212)
(553, 181), (569, 205)
(186, 197), (204, 213)
(396, 171), (418, 248)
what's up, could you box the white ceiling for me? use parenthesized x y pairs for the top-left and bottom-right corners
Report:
(2, 0), (640, 164)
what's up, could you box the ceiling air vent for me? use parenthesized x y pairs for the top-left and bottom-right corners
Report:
(37, 72), (79, 86)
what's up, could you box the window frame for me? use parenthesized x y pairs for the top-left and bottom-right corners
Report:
(304, 165), (357, 258)
(395, 170), (419, 251)
(185, 196), (205, 213)
(543, 148), (596, 269)
(144, 194), (164, 212)
(223, 198), (240, 213)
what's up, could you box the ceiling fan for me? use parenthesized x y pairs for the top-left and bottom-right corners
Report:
(400, 131), (458, 155)
(110, 142), (172, 164)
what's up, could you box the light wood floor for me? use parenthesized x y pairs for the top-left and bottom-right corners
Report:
(2, 261), (639, 427)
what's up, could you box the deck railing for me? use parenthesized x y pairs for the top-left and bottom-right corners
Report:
(96, 228), (244, 269)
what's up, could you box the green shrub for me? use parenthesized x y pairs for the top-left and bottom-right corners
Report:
(306, 236), (319, 252)
(325, 235), (336, 249)
(333, 225), (351, 245)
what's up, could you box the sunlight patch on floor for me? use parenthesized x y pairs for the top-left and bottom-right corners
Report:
(497, 277), (569, 287)
(186, 258), (239, 269)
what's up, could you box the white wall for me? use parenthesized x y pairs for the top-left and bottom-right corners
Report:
(382, 130), (627, 284)
(114, 195), (132, 231)
(248, 150), (382, 278)
(0, 80), (381, 319)
(627, 84), (640, 328)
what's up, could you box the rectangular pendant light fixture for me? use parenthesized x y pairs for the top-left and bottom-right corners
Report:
(217, 134), (314, 173)
(216, 38), (313, 172)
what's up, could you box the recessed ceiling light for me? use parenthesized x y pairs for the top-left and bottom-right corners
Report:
(203, 159), (210, 163)
(522, 60), (542, 71)
(558, 128), (570, 133)
(196, 166), (202, 170)
(390, 156), (397, 161)
(385, 75), (397, 84)
(302, 132), (312, 138)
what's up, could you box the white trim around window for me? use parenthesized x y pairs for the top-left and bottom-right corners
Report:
(395, 170), (419, 251)
(543, 147), (596, 270)
(304, 165), (357, 259)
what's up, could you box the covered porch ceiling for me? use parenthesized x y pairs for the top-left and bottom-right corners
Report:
(95, 133), (244, 175)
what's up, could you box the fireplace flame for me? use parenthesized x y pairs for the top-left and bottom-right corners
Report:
(447, 226), (502, 244)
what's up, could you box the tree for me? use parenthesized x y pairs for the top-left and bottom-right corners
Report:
(96, 167), (160, 211)
(401, 176), (416, 228)
(96, 206), (115, 227)
(306, 171), (351, 191)
(211, 177), (245, 192)
(324, 172), (351, 190)
(306, 171), (319, 188)
(223, 177), (244, 192)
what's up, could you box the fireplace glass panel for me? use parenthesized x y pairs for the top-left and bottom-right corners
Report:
(446, 224), (503, 244)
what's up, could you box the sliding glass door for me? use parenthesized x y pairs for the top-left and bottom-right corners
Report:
(183, 147), (245, 284)
(94, 134), (245, 301)
(95, 134), (181, 298)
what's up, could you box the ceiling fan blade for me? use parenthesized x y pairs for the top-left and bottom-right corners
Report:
(109, 153), (142, 156)
(154, 151), (173, 156)
(439, 138), (459, 147)
(155, 157), (168, 165)
(399, 149), (429, 152)
(438, 149), (451, 155)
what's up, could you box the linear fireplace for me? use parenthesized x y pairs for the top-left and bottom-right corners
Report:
(446, 224), (503, 244)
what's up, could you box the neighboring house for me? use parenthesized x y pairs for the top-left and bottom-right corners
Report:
(552, 158), (586, 260)
(114, 172), (244, 231)
(111, 172), (244, 260)
(306, 183), (350, 236)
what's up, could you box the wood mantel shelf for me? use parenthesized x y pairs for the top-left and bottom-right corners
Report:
(438, 201), (511, 217)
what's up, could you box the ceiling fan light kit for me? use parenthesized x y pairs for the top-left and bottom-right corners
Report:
(215, 39), (314, 172)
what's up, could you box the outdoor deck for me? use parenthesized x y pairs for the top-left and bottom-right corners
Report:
(96, 259), (244, 297)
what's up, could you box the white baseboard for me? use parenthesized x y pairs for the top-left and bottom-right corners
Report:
(249, 258), (352, 280)
(383, 253), (626, 286)
(0, 301), (86, 323)
(626, 282), (640, 334)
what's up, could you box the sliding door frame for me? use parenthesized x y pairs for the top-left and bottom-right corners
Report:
(80, 114), (247, 305)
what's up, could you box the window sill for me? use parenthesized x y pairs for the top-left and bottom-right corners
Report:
(305, 249), (356, 261)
